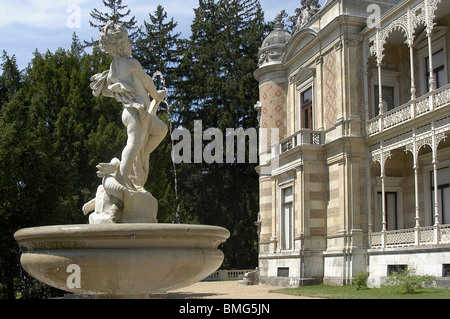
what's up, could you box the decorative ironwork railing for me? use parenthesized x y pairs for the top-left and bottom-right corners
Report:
(385, 228), (415, 247)
(370, 224), (450, 249)
(370, 232), (383, 248)
(419, 226), (435, 245)
(383, 103), (412, 130)
(441, 224), (450, 243)
(416, 93), (431, 116)
(435, 86), (450, 108)
(366, 83), (450, 137)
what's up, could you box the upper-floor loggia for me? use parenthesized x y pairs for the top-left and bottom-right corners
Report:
(364, 0), (450, 137)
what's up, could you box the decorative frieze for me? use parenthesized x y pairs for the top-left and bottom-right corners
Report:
(368, 0), (439, 63)
(371, 120), (449, 164)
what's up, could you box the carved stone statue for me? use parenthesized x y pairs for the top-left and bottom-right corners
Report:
(83, 21), (168, 224)
(292, 0), (321, 32)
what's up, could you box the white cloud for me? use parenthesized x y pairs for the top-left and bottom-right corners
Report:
(0, 0), (320, 29)
(0, 0), (92, 28)
(1, 0), (327, 69)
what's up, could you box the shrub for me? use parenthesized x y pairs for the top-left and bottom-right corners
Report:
(353, 271), (368, 290)
(385, 268), (437, 294)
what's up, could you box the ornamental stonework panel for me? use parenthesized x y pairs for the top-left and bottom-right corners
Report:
(259, 81), (287, 149)
(323, 51), (338, 129)
(310, 209), (325, 219)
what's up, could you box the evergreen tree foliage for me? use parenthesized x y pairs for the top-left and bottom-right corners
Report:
(0, 42), (123, 298)
(134, 5), (186, 223)
(0, 51), (22, 110)
(0, 0), (269, 298)
(134, 5), (181, 77)
(174, 0), (265, 269)
(85, 0), (138, 46)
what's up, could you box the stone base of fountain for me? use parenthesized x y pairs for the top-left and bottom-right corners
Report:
(15, 223), (229, 299)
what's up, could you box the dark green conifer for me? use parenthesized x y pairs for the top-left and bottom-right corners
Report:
(85, 0), (138, 47)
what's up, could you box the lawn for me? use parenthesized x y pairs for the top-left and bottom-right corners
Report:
(271, 284), (450, 299)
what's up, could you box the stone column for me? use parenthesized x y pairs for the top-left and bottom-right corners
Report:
(271, 179), (278, 252)
(409, 44), (417, 101)
(407, 130), (421, 245)
(376, 31), (384, 117)
(427, 29), (436, 94)
(315, 55), (324, 131)
(431, 121), (441, 245)
(380, 145), (391, 248)
(407, 9), (417, 102)
(413, 158), (421, 243)
(377, 62), (384, 116)
(367, 156), (373, 242)
(425, 0), (436, 95)
(296, 165), (305, 250)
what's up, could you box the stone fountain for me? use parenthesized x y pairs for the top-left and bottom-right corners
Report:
(14, 21), (229, 299)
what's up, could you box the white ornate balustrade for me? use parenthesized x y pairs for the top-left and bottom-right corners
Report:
(370, 224), (450, 249)
(202, 269), (255, 281)
(365, 0), (449, 137)
(274, 129), (324, 157)
(366, 83), (450, 137)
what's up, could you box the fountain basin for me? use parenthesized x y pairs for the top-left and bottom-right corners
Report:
(14, 224), (230, 298)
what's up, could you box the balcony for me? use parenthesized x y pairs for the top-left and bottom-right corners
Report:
(370, 224), (450, 249)
(366, 83), (450, 137)
(273, 129), (324, 157)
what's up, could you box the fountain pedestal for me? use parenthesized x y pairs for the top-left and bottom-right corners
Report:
(15, 224), (229, 299)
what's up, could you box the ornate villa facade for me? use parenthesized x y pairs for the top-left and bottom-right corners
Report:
(254, 0), (450, 287)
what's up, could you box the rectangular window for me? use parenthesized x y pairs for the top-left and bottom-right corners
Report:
(281, 187), (293, 250)
(301, 87), (313, 129)
(377, 192), (399, 231)
(388, 265), (407, 276)
(430, 167), (450, 225)
(277, 267), (290, 278)
(426, 49), (447, 90)
(443, 264), (450, 277)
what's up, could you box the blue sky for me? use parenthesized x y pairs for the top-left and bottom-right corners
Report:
(0, 0), (326, 70)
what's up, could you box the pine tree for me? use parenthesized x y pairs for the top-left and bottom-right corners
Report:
(0, 51), (22, 110)
(0, 48), (83, 298)
(216, 0), (265, 269)
(133, 5), (185, 223)
(70, 32), (84, 60)
(173, 0), (266, 269)
(85, 0), (138, 47)
(135, 6), (181, 75)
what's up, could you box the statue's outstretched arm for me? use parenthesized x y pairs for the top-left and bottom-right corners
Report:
(131, 59), (165, 101)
